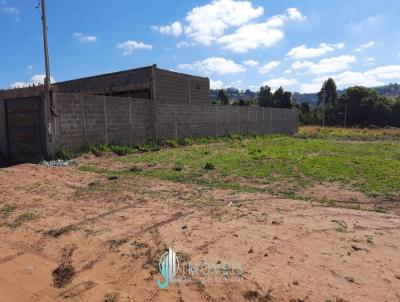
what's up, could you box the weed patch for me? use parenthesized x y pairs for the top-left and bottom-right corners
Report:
(8, 212), (37, 228)
(0, 203), (16, 218)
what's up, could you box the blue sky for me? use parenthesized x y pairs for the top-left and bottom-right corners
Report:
(1, 0), (400, 93)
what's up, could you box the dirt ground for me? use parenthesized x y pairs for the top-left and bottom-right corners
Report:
(0, 160), (400, 302)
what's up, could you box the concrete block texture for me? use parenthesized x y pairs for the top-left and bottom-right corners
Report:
(50, 93), (299, 152)
(155, 104), (298, 141)
(53, 93), (155, 150)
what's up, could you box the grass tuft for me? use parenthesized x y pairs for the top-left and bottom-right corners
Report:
(8, 212), (37, 228)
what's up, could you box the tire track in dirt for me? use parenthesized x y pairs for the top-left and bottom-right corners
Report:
(44, 200), (148, 236)
(67, 211), (189, 282)
(1, 238), (59, 263)
(0, 251), (24, 265)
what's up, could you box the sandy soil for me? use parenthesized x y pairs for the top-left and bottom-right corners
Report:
(0, 161), (400, 302)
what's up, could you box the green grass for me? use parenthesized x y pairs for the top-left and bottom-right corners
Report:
(78, 128), (400, 199)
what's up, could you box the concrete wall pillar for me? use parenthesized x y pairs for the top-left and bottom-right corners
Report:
(0, 98), (8, 158)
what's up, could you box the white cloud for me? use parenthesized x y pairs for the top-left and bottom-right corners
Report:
(1, 1), (19, 20)
(27, 65), (33, 70)
(292, 55), (356, 75)
(184, 0), (264, 45)
(332, 71), (383, 87)
(116, 40), (153, 55)
(9, 74), (55, 89)
(217, 21), (283, 53)
(152, 21), (183, 37)
(152, 2), (305, 53)
(350, 16), (381, 35)
(217, 8), (305, 53)
(262, 77), (298, 90)
(302, 64), (400, 92)
(298, 64), (400, 93)
(365, 65), (400, 79)
(1, 6), (18, 14)
(354, 41), (375, 52)
(243, 59), (259, 67)
(73, 33), (97, 43)
(210, 79), (224, 89)
(259, 61), (280, 75)
(178, 57), (246, 75)
(299, 83), (323, 93)
(229, 80), (243, 87)
(284, 69), (292, 75)
(287, 42), (345, 59)
(176, 41), (194, 48)
(286, 8), (306, 21)
(364, 56), (375, 66)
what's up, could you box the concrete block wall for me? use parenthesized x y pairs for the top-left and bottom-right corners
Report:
(155, 69), (210, 106)
(155, 104), (298, 141)
(48, 93), (298, 153)
(53, 93), (154, 151)
(54, 67), (153, 95)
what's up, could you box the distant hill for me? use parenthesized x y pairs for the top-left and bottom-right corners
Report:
(372, 83), (400, 98)
(212, 83), (400, 106)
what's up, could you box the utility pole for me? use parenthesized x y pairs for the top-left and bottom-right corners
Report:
(40, 0), (51, 98)
(39, 0), (55, 157)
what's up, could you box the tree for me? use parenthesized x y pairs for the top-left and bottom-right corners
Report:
(392, 99), (400, 127)
(238, 98), (247, 106)
(217, 89), (229, 105)
(273, 86), (284, 107)
(258, 86), (274, 107)
(318, 78), (337, 107)
(318, 78), (338, 126)
(281, 91), (293, 108)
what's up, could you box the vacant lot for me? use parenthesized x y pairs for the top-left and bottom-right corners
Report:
(0, 127), (399, 302)
(82, 126), (400, 210)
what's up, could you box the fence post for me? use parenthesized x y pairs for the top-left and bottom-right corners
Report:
(174, 104), (178, 141)
(129, 98), (133, 146)
(79, 95), (87, 146)
(237, 106), (240, 134)
(103, 96), (109, 145)
(215, 105), (217, 136)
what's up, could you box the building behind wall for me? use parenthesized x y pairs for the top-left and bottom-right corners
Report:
(0, 64), (298, 162)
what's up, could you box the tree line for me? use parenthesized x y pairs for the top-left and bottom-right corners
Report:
(300, 78), (400, 127)
(213, 78), (400, 127)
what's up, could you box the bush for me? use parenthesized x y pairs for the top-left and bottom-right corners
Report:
(204, 162), (215, 170)
(55, 148), (76, 160)
(178, 137), (194, 146)
(165, 139), (178, 148)
(173, 162), (183, 171)
(139, 141), (161, 152)
(109, 145), (136, 156)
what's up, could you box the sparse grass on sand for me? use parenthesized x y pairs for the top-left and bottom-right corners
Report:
(7, 212), (37, 228)
(79, 127), (400, 200)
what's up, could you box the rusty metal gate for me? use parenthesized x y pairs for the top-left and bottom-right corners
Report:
(5, 96), (46, 161)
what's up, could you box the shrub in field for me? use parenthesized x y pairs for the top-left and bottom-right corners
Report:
(173, 162), (183, 171)
(178, 137), (194, 146)
(164, 139), (178, 148)
(55, 148), (76, 160)
(204, 162), (215, 170)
